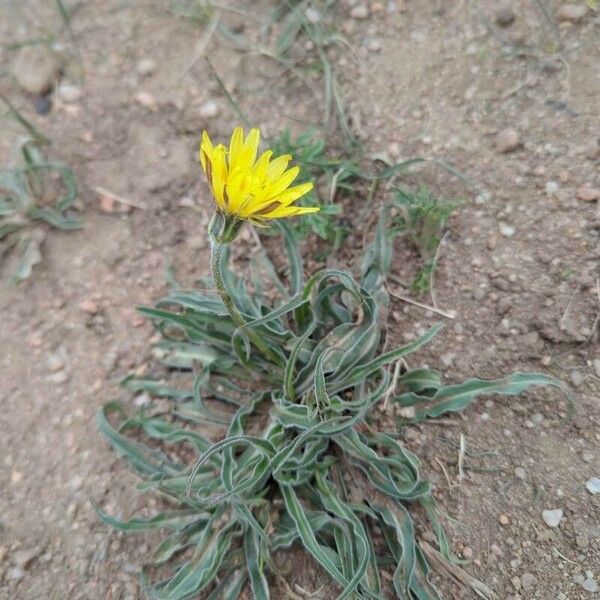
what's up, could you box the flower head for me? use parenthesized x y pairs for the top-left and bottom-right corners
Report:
(199, 127), (318, 225)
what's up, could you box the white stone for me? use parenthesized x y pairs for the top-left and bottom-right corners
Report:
(136, 58), (156, 77)
(198, 100), (220, 119)
(585, 477), (600, 495)
(542, 508), (563, 528)
(499, 222), (516, 237)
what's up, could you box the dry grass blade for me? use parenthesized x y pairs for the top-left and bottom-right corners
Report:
(420, 541), (497, 600)
(179, 10), (219, 79)
(0, 92), (50, 145)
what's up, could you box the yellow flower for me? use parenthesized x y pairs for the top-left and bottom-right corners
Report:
(199, 127), (319, 225)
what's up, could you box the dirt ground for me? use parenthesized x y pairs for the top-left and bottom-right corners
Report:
(1, 1), (599, 599)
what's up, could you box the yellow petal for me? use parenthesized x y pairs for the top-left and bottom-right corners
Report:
(211, 147), (228, 210)
(255, 204), (319, 220)
(266, 166), (299, 199)
(253, 150), (273, 180)
(228, 127), (244, 171)
(239, 128), (260, 170)
(274, 182), (314, 207)
(199, 131), (213, 173)
(258, 205), (302, 219)
(248, 182), (312, 216)
(266, 155), (292, 181)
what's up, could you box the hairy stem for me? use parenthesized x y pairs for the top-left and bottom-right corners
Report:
(210, 229), (280, 364)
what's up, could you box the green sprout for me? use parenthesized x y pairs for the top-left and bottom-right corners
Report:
(390, 187), (462, 294)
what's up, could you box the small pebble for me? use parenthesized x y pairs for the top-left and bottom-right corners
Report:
(34, 94), (51, 115)
(368, 38), (382, 52)
(462, 546), (474, 559)
(542, 508), (563, 528)
(582, 577), (599, 593)
(570, 370), (585, 388)
(12, 46), (61, 95)
(79, 299), (99, 315)
(440, 352), (454, 367)
(12, 547), (40, 570)
(473, 287), (487, 301)
(7, 567), (24, 581)
(136, 58), (156, 77)
(499, 514), (510, 526)
(556, 4), (588, 22)
(499, 222), (516, 237)
(135, 92), (156, 109)
(593, 359), (600, 378)
(47, 352), (65, 373)
(531, 412), (544, 425)
(134, 392), (151, 407)
(586, 477), (600, 494)
(397, 406), (415, 419)
(350, 4), (369, 19)
(198, 100), (220, 119)
(48, 370), (69, 384)
(69, 475), (83, 491)
(576, 186), (600, 202)
(521, 573), (536, 591)
(305, 7), (320, 23)
(59, 83), (83, 103)
(545, 181), (559, 195)
(514, 467), (527, 480)
(495, 128), (520, 153)
(495, 7), (516, 27)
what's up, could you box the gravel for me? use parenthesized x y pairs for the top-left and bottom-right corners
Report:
(136, 58), (156, 77)
(585, 477), (600, 495)
(545, 181), (559, 195)
(59, 83), (84, 103)
(12, 547), (41, 570)
(582, 577), (599, 593)
(542, 509), (563, 528)
(198, 100), (221, 119)
(34, 95), (52, 115)
(47, 351), (66, 373)
(576, 186), (600, 202)
(499, 222), (516, 238)
(495, 128), (520, 153)
(350, 4), (369, 19)
(556, 4), (588, 22)
(570, 370), (585, 388)
(514, 467), (527, 480)
(12, 46), (61, 95)
(520, 573), (536, 591)
(495, 7), (516, 27)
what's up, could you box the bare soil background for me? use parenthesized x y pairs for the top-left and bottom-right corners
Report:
(0, 1), (599, 599)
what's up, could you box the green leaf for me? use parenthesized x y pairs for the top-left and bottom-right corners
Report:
(395, 372), (572, 422)
(244, 527), (270, 600)
(97, 402), (183, 476)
